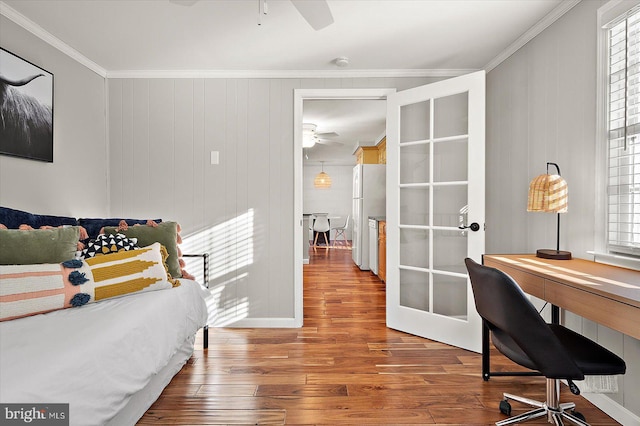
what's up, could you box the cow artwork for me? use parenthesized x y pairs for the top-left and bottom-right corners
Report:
(0, 48), (53, 162)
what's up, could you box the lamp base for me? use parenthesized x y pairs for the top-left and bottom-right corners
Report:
(536, 249), (572, 260)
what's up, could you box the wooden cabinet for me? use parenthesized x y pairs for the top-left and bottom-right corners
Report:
(355, 138), (387, 165)
(377, 137), (386, 164)
(355, 146), (379, 164)
(378, 220), (386, 282)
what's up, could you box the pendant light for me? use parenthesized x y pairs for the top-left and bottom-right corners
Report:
(314, 162), (332, 189)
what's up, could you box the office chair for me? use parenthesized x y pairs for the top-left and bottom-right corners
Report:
(464, 258), (626, 426)
(312, 213), (331, 248)
(331, 214), (350, 247)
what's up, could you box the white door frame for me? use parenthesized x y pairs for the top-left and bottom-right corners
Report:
(293, 88), (396, 327)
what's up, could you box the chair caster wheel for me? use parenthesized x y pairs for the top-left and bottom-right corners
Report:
(499, 399), (511, 416)
(572, 411), (586, 422)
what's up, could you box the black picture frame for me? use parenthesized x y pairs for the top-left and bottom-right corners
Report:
(0, 47), (54, 162)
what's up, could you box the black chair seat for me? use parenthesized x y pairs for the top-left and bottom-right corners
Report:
(492, 324), (626, 379)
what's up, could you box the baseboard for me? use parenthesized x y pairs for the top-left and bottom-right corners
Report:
(582, 393), (640, 425)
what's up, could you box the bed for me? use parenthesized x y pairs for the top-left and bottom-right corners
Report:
(0, 206), (209, 425)
(0, 276), (208, 426)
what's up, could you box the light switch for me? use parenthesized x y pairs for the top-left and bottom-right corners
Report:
(210, 151), (219, 165)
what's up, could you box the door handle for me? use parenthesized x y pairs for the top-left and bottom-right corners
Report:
(458, 222), (480, 232)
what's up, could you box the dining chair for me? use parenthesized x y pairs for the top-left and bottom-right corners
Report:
(312, 213), (330, 249)
(331, 214), (350, 247)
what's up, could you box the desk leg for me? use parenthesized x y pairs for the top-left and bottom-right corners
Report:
(552, 304), (560, 324)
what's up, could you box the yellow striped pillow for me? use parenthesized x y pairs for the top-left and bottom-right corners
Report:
(0, 242), (178, 321)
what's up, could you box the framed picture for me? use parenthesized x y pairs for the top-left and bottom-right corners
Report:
(0, 47), (54, 162)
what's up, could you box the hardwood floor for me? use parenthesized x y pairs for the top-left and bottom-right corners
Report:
(139, 247), (620, 425)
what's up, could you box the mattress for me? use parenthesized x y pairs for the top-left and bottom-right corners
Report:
(0, 279), (208, 426)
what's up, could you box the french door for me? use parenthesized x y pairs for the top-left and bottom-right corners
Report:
(385, 71), (485, 352)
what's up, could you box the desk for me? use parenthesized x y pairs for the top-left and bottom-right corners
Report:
(481, 254), (640, 380)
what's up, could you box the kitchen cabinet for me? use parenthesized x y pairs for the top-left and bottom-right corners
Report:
(377, 137), (386, 164)
(355, 146), (379, 164)
(378, 220), (386, 282)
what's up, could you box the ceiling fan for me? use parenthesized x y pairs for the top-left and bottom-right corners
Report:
(303, 123), (341, 148)
(169, 0), (334, 31)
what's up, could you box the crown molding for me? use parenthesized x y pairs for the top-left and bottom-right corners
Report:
(484, 0), (582, 72)
(105, 68), (478, 79)
(0, 1), (107, 77)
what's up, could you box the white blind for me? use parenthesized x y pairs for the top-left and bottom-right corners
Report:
(607, 7), (640, 255)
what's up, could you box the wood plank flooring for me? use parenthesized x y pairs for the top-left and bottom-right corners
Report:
(138, 247), (621, 425)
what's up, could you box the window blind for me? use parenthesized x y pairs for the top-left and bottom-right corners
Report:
(607, 6), (640, 255)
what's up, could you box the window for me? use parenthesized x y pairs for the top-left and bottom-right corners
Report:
(604, 5), (640, 256)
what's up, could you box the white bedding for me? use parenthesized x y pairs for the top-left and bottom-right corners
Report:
(0, 279), (208, 426)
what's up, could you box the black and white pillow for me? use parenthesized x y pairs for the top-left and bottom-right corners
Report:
(81, 233), (138, 259)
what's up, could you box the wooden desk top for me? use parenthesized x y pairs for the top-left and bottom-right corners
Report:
(483, 254), (640, 339)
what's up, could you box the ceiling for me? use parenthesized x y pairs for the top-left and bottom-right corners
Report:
(1, 0), (566, 165)
(303, 99), (386, 166)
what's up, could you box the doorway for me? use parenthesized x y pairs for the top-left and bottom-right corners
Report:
(293, 72), (486, 353)
(293, 89), (396, 326)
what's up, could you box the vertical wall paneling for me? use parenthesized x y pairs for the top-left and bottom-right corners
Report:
(247, 79), (271, 318)
(133, 79), (151, 214)
(191, 79), (206, 234)
(174, 79), (196, 231)
(149, 80), (175, 218)
(121, 79), (135, 212)
(236, 79), (250, 318)
(108, 76), (437, 326)
(108, 80), (124, 216)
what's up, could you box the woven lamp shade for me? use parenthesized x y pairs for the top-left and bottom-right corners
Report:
(527, 174), (568, 213)
(314, 171), (332, 189)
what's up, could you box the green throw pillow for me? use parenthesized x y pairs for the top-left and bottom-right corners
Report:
(0, 227), (80, 265)
(103, 221), (181, 278)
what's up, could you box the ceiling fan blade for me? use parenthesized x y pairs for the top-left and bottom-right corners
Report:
(316, 139), (344, 146)
(316, 131), (339, 138)
(290, 0), (334, 31)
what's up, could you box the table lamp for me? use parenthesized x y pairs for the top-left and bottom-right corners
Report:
(527, 162), (571, 260)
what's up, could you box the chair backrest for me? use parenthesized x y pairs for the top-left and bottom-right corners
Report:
(464, 258), (583, 379)
(334, 215), (350, 230)
(313, 215), (330, 232)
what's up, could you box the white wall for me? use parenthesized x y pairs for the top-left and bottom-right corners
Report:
(486, 0), (639, 419)
(0, 16), (108, 218)
(304, 164), (354, 240)
(107, 76), (435, 326)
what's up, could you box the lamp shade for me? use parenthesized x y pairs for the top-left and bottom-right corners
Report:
(527, 174), (568, 213)
(314, 171), (332, 189)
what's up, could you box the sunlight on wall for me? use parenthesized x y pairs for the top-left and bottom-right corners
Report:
(181, 209), (255, 326)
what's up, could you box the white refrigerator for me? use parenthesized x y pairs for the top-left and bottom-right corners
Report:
(352, 164), (386, 270)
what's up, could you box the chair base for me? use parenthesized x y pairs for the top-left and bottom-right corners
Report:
(332, 230), (350, 247)
(496, 379), (589, 426)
